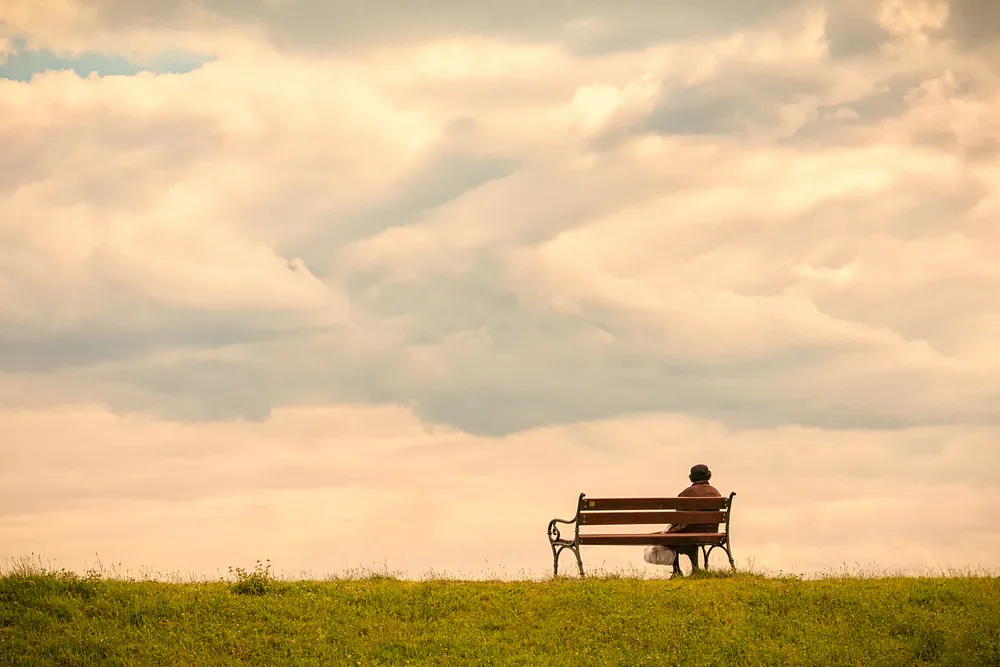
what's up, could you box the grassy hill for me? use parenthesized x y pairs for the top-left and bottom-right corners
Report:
(2, 562), (998, 666)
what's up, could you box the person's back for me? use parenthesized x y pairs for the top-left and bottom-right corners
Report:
(664, 464), (722, 573)
(671, 464), (722, 534)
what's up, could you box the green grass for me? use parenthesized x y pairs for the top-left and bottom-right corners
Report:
(2, 560), (999, 666)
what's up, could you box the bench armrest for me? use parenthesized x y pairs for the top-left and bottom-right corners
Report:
(546, 516), (579, 545)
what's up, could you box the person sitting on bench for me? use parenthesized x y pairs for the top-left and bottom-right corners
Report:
(665, 463), (722, 573)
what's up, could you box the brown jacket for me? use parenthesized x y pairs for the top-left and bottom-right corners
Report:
(666, 480), (722, 533)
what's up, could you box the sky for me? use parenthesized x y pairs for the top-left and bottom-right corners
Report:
(2, 0), (999, 580)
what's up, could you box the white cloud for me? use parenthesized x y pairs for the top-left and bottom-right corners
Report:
(878, 0), (950, 42)
(1, 2), (999, 577)
(3, 404), (998, 578)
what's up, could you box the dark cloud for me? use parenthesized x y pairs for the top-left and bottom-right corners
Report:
(297, 152), (516, 273)
(0, 309), (334, 374)
(226, 117), (518, 275)
(76, 0), (803, 54)
(837, 79), (917, 121)
(942, 0), (1000, 48)
(822, 2), (892, 59)
(786, 70), (934, 144)
(635, 66), (829, 137)
(39, 253), (993, 437)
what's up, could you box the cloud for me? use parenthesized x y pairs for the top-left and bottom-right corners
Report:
(939, 0), (1000, 48)
(2, 13), (998, 432)
(3, 404), (998, 577)
(1, 1), (999, 576)
(2, 0), (805, 56)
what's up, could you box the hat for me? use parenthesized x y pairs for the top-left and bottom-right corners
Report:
(689, 464), (712, 482)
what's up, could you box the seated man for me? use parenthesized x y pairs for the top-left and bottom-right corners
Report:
(666, 463), (722, 574)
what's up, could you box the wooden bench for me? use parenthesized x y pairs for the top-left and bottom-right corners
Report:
(546, 492), (736, 576)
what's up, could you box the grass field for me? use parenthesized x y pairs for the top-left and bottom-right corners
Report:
(2, 560), (999, 666)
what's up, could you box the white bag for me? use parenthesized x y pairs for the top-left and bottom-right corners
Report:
(643, 545), (676, 566)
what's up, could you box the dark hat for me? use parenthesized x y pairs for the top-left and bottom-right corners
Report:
(689, 464), (712, 482)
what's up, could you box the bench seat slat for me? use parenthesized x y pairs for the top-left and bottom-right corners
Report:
(581, 510), (726, 526)
(578, 532), (726, 546)
(582, 497), (727, 511)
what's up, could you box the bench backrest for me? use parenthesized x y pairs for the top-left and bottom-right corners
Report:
(577, 495), (730, 528)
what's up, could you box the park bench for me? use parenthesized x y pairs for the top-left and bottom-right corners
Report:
(546, 492), (736, 576)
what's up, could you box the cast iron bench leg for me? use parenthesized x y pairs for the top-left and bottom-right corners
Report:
(551, 544), (585, 577)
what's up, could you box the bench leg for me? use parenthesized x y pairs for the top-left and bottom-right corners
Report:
(703, 544), (736, 572)
(551, 544), (584, 577)
(551, 544), (572, 576)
